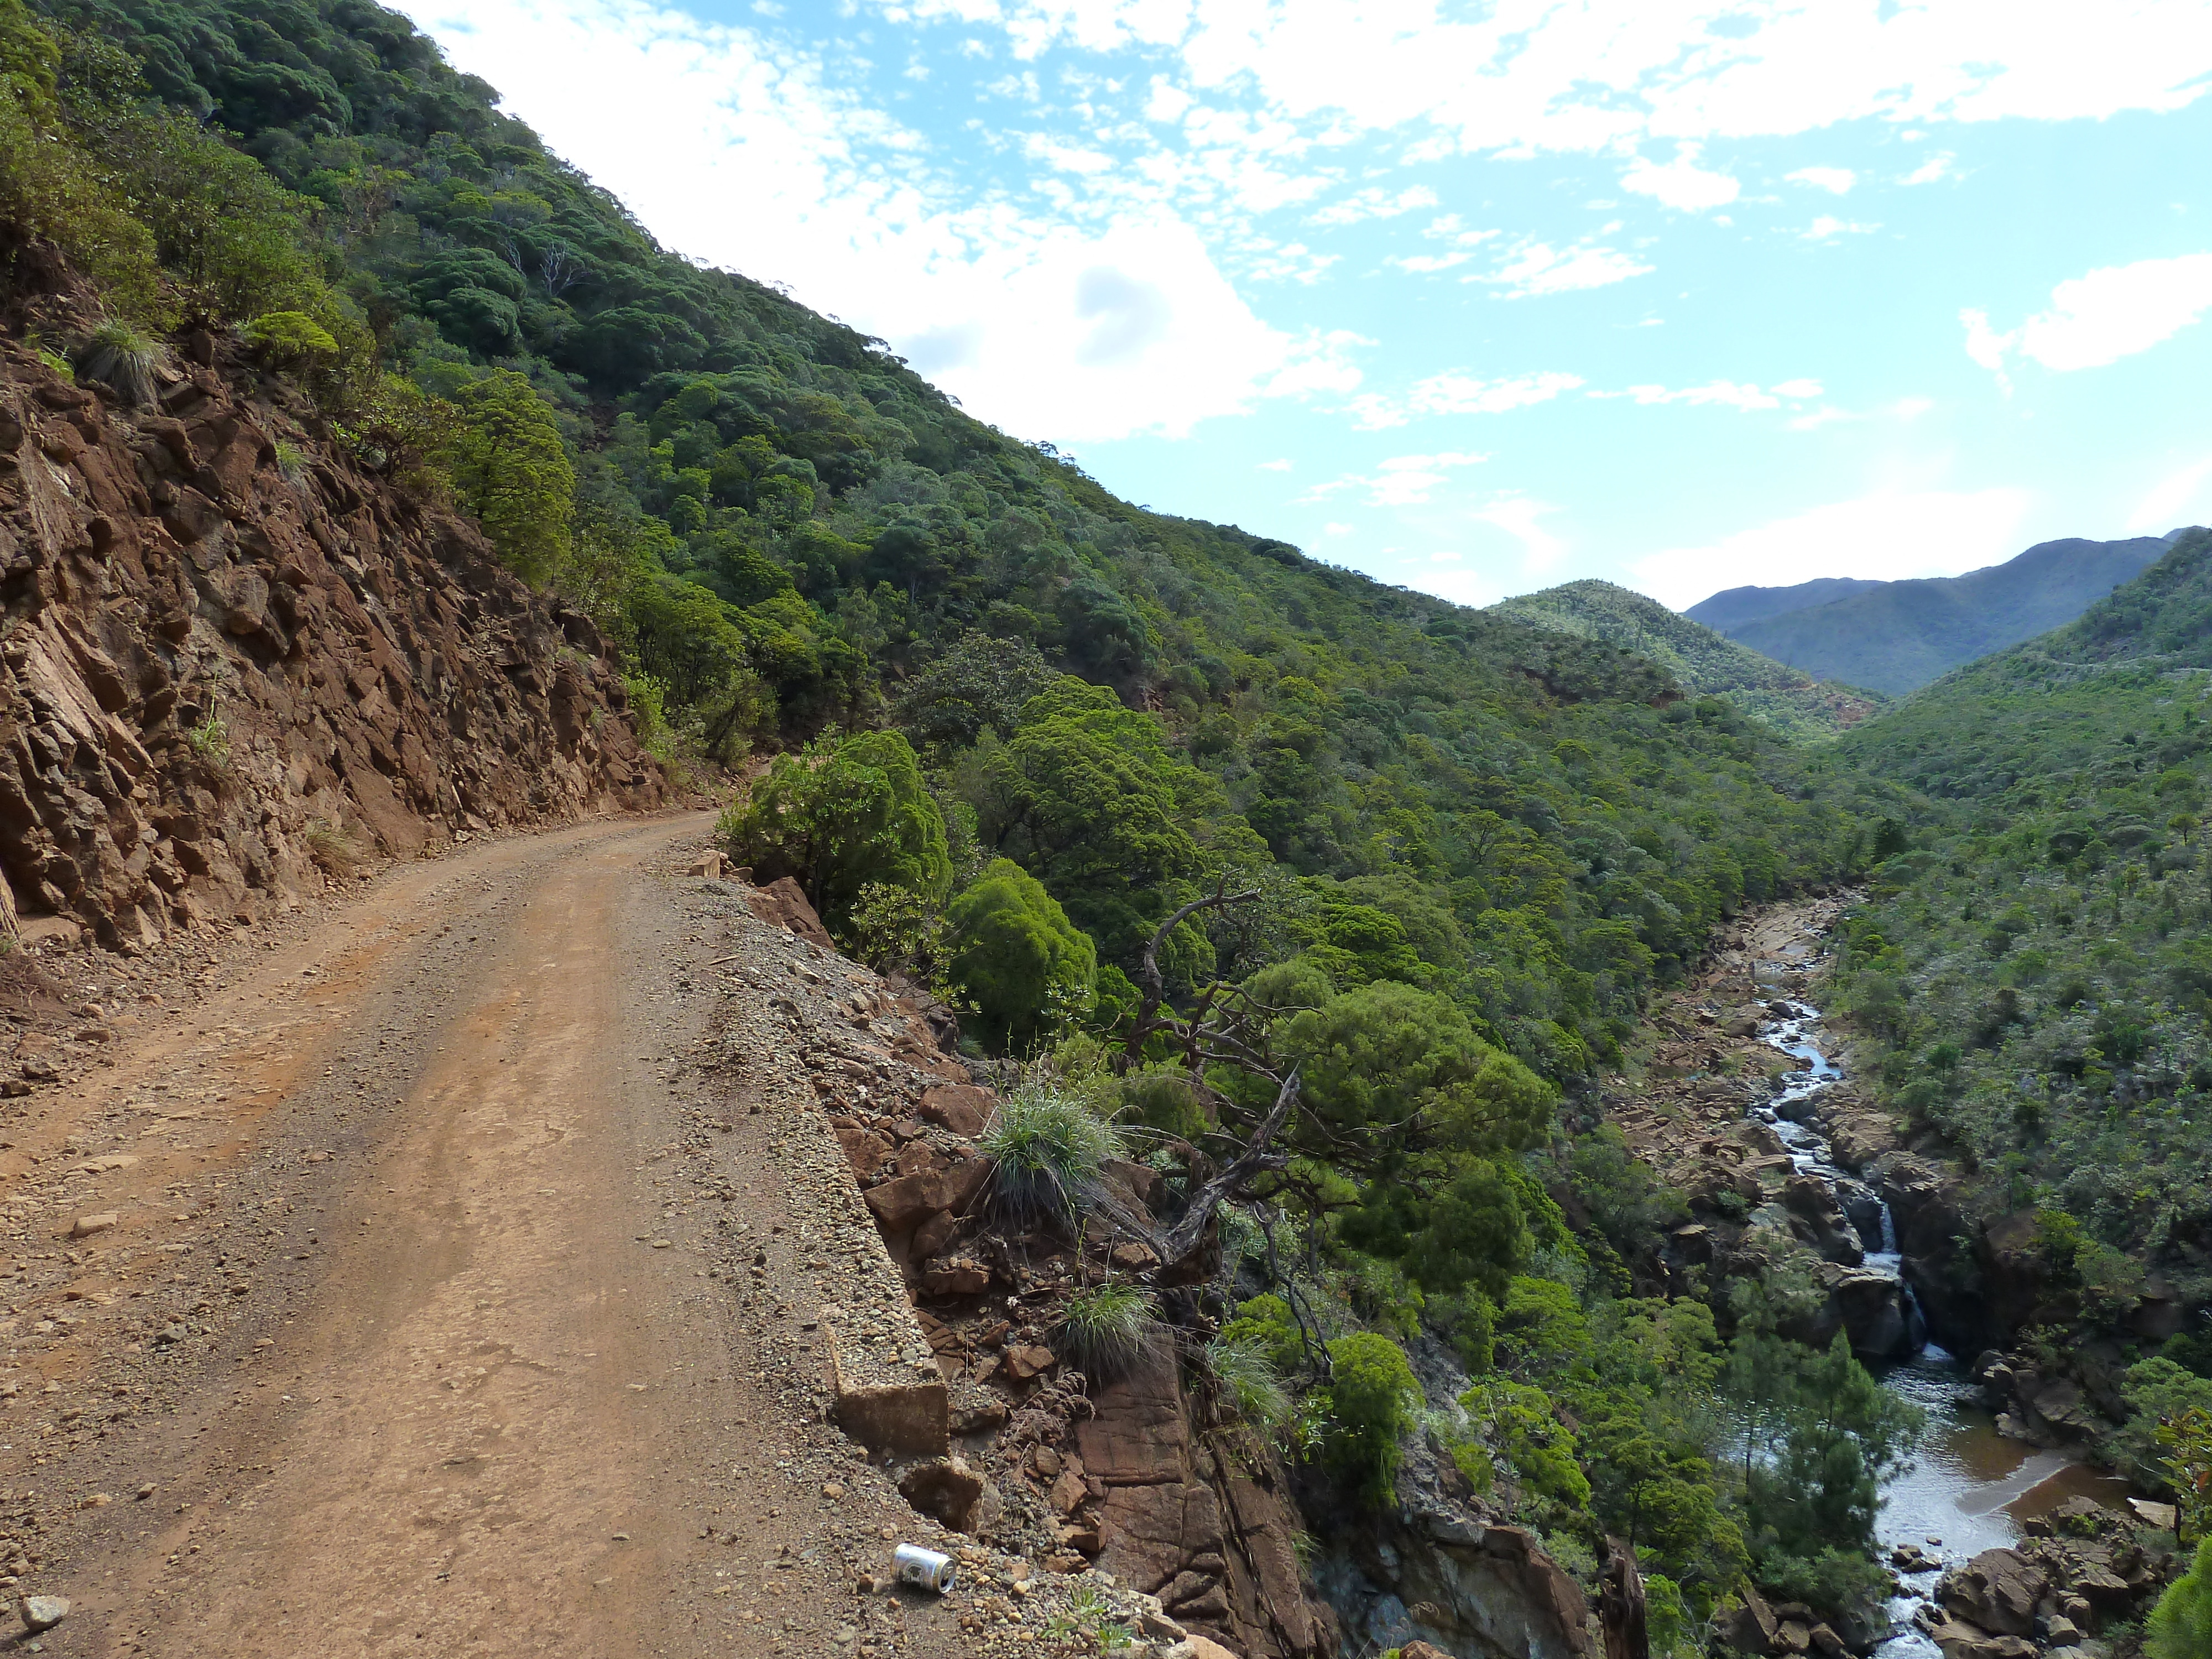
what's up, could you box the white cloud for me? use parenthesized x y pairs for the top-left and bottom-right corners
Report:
(1347, 369), (1583, 430)
(397, 0), (1333, 444)
(1309, 185), (1439, 226)
(2129, 455), (2212, 532)
(1803, 216), (1878, 239)
(1303, 450), (1488, 507)
(963, 0), (2212, 153)
(1632, 488), (2037, 610)
(1787, 166), (1856, 195)
(1965, 254), (2212, 377)
(1258, 458), (1293, 472)
(1901, 152), (1960, 185)
(1481, 240), (1653, 298)
(1323, 521), (1354, 535)
(1474, 495), (1567, 570)
(1621, 144), (1740, 211)
(1597, 379), (1817, 411)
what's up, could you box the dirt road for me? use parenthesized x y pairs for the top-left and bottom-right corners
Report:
(0, 813), (970, 1658)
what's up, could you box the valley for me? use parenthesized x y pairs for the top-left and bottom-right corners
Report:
(2, 1), (2211, 1657)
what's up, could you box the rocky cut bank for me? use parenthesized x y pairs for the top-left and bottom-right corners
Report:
(0, 236), (666, 950)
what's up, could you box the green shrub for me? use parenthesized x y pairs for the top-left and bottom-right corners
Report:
(1460, 1379), (1590, 1507)
(1057, 1282), (1158, 1381)
(1323, 1332), (1422, 1502)
(947, 857), (1097, 1052)
(723, 729), (950, 930)
(1223, 1293), (1306, 1376)
(241, 309), (338, 364)
(74, 317), (161, 406)
(843, 880), (951, 989)
(977, 1083), (1123, 1226)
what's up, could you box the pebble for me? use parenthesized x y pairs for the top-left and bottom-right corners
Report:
(821, 1482), (846, 1498)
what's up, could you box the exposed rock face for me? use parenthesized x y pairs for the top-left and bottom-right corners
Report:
(0, 295), (662, 950)
(1313, 1494), (1593, 1659)
(1078, 1336), (1331, 1658)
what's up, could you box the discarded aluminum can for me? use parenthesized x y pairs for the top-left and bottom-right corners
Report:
(893, 1543), (957, 1594)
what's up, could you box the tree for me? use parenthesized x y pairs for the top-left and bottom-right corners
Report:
(895, 631), (1056, 756)
(2150, 1533), (2212, 1659)
(947, 859), (1097, 1052)
(442, 369), (573, 583)
(720, 730), (950, 928)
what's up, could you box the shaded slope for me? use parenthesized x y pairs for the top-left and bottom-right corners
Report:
(1825, 529), (2212, 1308)
(1686, 576), (1884, 635)
(1493, 578), (1886, 739)
(1707, 535), (2179, 696)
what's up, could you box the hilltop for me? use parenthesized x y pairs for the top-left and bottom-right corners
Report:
(1492, 579), (1885, 739)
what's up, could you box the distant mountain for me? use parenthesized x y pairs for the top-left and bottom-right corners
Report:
(1686, 577), (1885, 635)
(1490, 580), (1886, 740)
(1687, 534), (2185, 697)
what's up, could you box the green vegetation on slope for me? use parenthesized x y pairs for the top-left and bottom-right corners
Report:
(1714, 535), (2178, 696)
(3, 0), (1918, 1631)
(1832, 529), (2212, 1314)
(1493, 580), (1885, 740)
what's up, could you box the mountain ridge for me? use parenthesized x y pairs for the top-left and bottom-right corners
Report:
(1685, 533), (2186, 695)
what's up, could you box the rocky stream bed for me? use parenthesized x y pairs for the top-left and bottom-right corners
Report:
(1606, 898), (2178, 1659)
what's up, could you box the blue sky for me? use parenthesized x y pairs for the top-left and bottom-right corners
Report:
(399, 0), (2212, 611)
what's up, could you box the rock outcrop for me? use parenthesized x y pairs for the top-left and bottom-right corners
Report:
(0, 249), (664, 952)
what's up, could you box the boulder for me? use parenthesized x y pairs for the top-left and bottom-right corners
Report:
(919, 1083), (994, 1138)
(744, 877), (834, 948)
(1936, 1549), (2048, 1637)
(1829, 1268), (1918, 1359)
(1927, 1617), (2036, 1659)
(898, 1456), (995, 1533)
(1783, 1173), (1864, 1265)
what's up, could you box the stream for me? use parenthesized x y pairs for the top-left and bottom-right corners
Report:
(1746, 943), (2131, 1655)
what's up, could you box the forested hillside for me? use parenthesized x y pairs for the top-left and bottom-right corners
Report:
(1704, 534), (2179, 695)
(1832, 528), (2212, 1306)
(1686, 576), (1884, 635)
(1494, 579), (1885, 740)
(0, 0), (1939, 1648)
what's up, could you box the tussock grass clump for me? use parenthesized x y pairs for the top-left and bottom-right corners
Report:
(1056, 1282), (1158, 1382)
(75, 319), (164, 408)
(302, 820), (364, 878)
(1203, 1334), (1292, 1431)
(978, 1084), (1124, 1225)
(185, 709), (230, 770)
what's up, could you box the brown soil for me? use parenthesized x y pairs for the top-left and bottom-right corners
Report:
(0, 811), (976, 1658)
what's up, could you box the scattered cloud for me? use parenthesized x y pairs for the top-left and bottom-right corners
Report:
(1594, 379), (1819, 411)
(1787, 166), (1856, 195)
(1632, 488), (2037, 609)
(1303, 451), (1488, 508)
(1347, 369), (1584, 430)
(1481, 239), (1653, 298)
(1310, 185), (1439, 226)
(1323, 521), (1354, 535)
(1901, 152), (1960, 185)
(1963, 254), (2212, 378)
(1802, 216), (1878, 239)
(1258, 458), (1293, 472)
(1621, 144), (1739, 211)
(2129, 454), (2212, 533)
